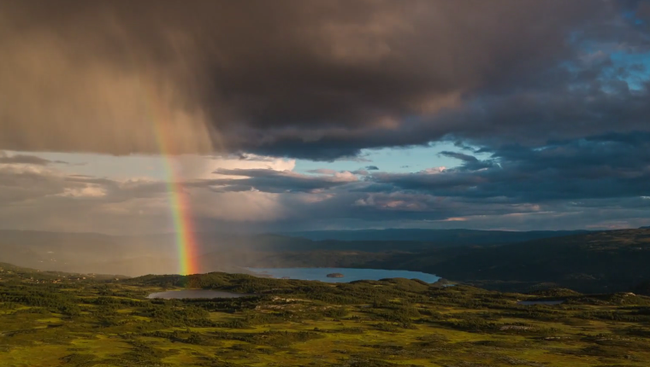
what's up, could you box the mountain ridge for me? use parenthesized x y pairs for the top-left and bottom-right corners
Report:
(285, 228), (590, 242)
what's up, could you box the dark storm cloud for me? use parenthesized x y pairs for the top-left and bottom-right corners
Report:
(439, 151), (495, 171)
(2, 0), (650, 232)
(372, 132), (650, 203)
(0, 148), (647, 233)
(2, 0), (639, 160)
(168, 131), (650, 229)
(184, 132), (650, 207)
(428, 65), (650, 148)
(640, 2), (650, 18)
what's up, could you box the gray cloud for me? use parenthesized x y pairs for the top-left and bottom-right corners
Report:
(1, 1), (650, 232)
(439, 151), (494, 171)
(189, 132), (650, 230)
(0, 141), (649, 234)
(640, 3), (650, 18)
(372, 132), (650, 203)
(0, 169), (67, 204)
(0, 152), (66, 165)
(0, 0), (636, 160)
(201, 168), (357, 193)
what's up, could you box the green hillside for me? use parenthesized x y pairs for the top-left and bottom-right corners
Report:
(2, 264), (650, 366)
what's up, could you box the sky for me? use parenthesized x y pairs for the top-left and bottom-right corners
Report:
(0, 0), (649, 234)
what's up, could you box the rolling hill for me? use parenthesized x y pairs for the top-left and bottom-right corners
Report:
(286, 228), (588, 243)
(365, 228), (650, 293)
(4, 228), (650, 294)
(0, 228), (582, 275)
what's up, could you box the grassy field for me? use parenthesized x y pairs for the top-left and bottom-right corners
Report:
(2, 266), (650, 366)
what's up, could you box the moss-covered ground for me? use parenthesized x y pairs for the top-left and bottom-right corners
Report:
(2, 270), (650, 366)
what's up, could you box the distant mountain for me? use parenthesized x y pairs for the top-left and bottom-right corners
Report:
(0, 230), (237, 275)
(198, 229), (592, 270)
(0, 230), (411, 274)
(285, 228), (589, 243)
(5, 228), (650, 294)
(7, 227), (645, 293)
(369, 228), (650, 293)
(1, 228), (586, 275)
(0, 261), (127, 281)
(249, 228), (650, 293)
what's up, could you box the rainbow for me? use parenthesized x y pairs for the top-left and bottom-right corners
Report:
(157, 149), (201, 276)
(143, 83), (201, 276)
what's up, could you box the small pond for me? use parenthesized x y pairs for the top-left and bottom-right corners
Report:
(147, 289), (250, 299)
(249, 267), (441, 283)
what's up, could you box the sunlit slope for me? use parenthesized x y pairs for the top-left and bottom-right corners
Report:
(3, 266), (650, 366)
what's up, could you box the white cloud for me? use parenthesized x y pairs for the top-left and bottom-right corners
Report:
(174, 153), (296, 180)
(422, 166), (446, 174)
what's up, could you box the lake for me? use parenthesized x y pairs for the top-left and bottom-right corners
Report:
(249, 267), (441, 283)
(147, 289), (250, 299)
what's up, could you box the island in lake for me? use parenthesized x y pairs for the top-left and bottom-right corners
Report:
(249, 268), (440, 283)
(326, 272), (344, 278)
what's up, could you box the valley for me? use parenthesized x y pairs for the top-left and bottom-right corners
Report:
(2, 263), (650, 366)
(3, 228), (650, 295)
